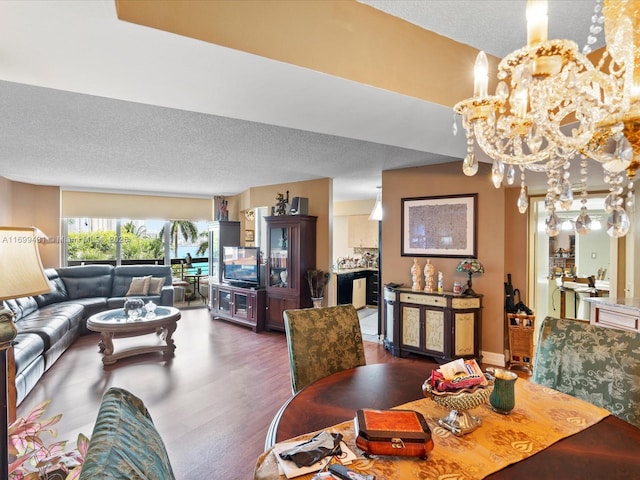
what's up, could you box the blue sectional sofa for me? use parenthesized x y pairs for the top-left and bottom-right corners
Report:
(5, 264), (174, 407)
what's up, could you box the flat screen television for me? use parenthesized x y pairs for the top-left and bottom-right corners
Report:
(222, 246), (260, 287)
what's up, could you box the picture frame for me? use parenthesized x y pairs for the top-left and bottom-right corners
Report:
(245, 229), (255, 242)
(401, 194), (477, 258)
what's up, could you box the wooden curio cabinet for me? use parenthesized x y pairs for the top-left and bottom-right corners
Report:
(264, 215), (317, 331)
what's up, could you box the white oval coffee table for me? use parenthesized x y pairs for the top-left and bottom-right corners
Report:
(87, 306), (181, 366)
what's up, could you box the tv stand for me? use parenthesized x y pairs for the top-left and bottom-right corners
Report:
(209, 282), (266, 332)
(226, 281), (255, 290)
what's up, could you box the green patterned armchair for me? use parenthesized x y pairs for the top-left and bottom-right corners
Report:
(79, 387), (175, 479)
(532, 316), (640, 428)
(284, 304), (366, 393)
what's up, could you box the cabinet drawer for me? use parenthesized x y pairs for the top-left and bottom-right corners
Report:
(452, 297), (481, 309)
(594, 309), (639, 332)
(399, 293), (446, 307)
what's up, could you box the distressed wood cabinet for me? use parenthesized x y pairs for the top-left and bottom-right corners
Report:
(384, 287), (482, 362)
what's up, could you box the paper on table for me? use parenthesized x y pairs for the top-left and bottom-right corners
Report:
(273, 441), (356, 479)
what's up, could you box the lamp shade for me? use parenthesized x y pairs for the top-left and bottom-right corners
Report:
(0, 227), (51, 301)
(369, 186), (382, 221)
(456, 258), (485, 275)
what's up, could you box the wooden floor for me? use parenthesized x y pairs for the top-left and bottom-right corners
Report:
(16, 307), (437, 479)
(17, 307), (522, 479)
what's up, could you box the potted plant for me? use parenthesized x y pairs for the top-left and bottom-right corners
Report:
(9, 399), (89, 480)
(306, 269), (331, 308)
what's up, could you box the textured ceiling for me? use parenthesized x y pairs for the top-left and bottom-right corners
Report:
(0, 1), (602, 202)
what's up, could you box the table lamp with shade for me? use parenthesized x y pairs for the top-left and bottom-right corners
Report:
(456, 258), (484, 296)
(0, 227), (52, 479)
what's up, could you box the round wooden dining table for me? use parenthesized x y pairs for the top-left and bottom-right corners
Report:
(266, 362), (640, 479)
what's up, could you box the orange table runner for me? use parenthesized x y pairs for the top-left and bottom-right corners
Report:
(254, 380), (610, 480)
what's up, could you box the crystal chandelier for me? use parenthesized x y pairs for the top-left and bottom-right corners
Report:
(453, 0), (638, 238)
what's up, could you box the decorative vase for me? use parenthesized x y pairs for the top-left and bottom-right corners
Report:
(124, 298), (144, 320)
(487, 368), (518, 414)
(312, 297), (323, 308)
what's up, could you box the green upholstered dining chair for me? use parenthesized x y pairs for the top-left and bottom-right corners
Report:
(283, 304), (367, 394)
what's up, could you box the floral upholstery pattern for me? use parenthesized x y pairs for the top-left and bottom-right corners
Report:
(79, 387), (175, 480)
(284, 304), (366, 393)
(532, 316), (640, 428)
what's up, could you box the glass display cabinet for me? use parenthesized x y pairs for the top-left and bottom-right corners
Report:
(264, 215), (317, 331)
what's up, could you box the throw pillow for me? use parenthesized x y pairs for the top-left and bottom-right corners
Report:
(147, 277), (165, 296)
(126, 276), (151, 296)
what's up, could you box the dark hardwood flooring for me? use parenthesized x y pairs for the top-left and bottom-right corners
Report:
(17, 307), (516, 479)
(16, 307), (434, 479)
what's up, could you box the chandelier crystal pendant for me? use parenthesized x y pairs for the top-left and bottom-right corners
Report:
(453, 0), (639, 238)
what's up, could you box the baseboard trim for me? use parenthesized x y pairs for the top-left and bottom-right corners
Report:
(481, 350), (506, 367)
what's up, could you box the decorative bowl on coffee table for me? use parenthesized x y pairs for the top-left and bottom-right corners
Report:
(422, 378), (493, 436)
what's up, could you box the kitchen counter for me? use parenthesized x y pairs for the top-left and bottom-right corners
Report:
(586, 297), (640, 333)
(334, 267), (378, 274)
(333, 268), (379, 307)
(585, 297), (640, 314)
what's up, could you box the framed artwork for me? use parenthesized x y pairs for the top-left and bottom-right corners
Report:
(245, 229), (255, 242)
(401, 194), (477, 258)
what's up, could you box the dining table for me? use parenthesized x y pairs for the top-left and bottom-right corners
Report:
(260, 362), (640, 479)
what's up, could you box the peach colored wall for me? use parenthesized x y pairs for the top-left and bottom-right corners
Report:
(116, 0), (500, 108)
(382, 161), (507, 358)
(236, 178), (332, 272)
(504, 187), (529, 302)
(7, 181), (61, 268)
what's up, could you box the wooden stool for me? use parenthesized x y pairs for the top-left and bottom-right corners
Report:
(507, 313), (535, 374)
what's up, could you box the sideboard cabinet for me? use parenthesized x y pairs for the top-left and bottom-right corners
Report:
(384, 287), (482, 362)
(264, 215), (316, 331)
(209, 283), (265, 332)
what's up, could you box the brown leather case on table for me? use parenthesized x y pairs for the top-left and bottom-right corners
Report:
(354, 409), (434, 459)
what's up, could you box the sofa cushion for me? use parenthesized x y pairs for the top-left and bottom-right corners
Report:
(112, 265), (172, 297)
(3, 299), (23, 321)
(34, 268), (69, 307)
(12, 332), (45, 373)
(58, 265), (114, 300)
(148, 277), (166, 296)
(80, 387), (175, 480)
(126, 276), (151, 296)
(15, 296), (39, 319)
(3, 297), (41, 322)
(15, 304), (84, 349)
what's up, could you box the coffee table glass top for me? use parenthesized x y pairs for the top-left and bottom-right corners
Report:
(90, 306), (177, 325)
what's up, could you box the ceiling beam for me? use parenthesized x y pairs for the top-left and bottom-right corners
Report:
(115, 0), (499, 108)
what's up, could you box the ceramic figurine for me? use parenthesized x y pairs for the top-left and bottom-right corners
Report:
(411, 258), (423, 291)
(424, 260), (435, 292)
(437, 271), (444, 294)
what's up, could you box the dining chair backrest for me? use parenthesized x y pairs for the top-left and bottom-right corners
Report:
(284, 304), (366, 393)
